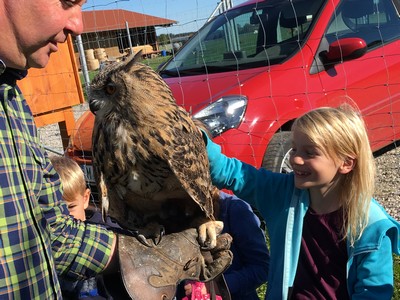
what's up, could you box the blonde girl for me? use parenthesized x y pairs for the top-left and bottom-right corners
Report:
(202, 105), (400, 299)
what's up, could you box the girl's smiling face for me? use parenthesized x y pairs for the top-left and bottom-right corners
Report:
(289, 130), (343, 194)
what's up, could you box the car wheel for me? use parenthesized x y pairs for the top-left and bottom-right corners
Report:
(262, 131), (292, 173)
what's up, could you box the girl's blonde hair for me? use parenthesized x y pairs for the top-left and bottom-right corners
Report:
(50, 156), (87, 204)
(292, 105), (375, 246)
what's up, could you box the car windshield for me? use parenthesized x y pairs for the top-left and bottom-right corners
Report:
(160, 0), (325, 77)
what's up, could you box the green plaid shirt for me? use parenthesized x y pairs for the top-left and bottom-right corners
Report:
(0, 69), (114, 299)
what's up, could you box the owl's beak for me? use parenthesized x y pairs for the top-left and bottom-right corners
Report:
(89, 98), (99, 115)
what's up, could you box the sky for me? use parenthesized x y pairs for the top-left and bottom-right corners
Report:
(82, 0), (248, 34)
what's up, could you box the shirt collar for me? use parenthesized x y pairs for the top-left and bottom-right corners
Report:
(0, 67), (28, 85)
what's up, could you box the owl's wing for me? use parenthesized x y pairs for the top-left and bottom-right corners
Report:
(165, 114), (214, 219)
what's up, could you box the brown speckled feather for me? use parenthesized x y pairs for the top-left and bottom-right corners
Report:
(165, 106), (214, 217)
(89, 54), (215, 236)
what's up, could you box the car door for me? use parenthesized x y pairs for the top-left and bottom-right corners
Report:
(316, 0), (400, 151)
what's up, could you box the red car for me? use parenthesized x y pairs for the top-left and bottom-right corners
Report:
(67, 0), (400, 191)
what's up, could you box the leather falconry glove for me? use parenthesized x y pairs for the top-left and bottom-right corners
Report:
(117, 228), (233, 300)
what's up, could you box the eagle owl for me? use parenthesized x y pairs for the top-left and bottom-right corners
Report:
(89, 54), (222, 248)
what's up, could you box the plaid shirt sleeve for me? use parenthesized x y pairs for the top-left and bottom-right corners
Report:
(0, 76), (114, 298)
(42, 158), (114, 281)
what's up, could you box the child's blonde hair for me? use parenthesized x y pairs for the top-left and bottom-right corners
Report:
(292, 105), (375, 246)
(51, 156), (88, 204)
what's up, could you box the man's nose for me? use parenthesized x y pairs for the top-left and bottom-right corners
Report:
(66, 8), (84, 36)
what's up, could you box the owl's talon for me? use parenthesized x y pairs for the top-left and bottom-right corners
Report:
(154, 226), (166, 245)
(153, 237), (161, 245)
(137, 234), (153, 247)
(160, 226), (165, 238)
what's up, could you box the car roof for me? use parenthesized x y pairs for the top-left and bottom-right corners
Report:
(233, 0), (267, 9)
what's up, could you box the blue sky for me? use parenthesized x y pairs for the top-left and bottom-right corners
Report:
(82, 0), (248, 34)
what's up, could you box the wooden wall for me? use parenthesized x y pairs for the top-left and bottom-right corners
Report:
(19, 36), (85, 149)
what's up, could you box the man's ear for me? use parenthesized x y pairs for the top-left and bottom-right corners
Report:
(339, 157), (356, 174)
(83, 188), (91, 210)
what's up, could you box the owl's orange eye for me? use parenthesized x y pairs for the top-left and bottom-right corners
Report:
(105, 84), (116, 95)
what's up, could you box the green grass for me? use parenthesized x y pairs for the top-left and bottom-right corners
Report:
(257, 283), (267, 299)
(142, 55), (171, 70)
(394, 254), (400, 299)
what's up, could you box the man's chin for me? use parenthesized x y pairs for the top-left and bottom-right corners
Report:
(28, 55), (52, 69)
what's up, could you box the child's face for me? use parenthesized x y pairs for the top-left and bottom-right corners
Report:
(67, 188), (90, 221)
(67, 195), (87, 221)
(289, 130), (343, 194)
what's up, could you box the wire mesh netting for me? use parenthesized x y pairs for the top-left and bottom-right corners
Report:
(35, 0), (400, 219)
(32, 0), (400, 296)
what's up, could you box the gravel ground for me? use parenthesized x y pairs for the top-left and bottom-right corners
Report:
(38, 103), (400, 221)
(375, 146), (400, 221)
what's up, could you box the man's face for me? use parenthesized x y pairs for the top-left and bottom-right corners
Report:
(1, 0), (86, 69)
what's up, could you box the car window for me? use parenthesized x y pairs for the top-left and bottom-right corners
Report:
(160, 0), (325, 77)
(325, 0), (400, 48)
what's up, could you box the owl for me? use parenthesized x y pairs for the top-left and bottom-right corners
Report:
(89, 53), (222, 249)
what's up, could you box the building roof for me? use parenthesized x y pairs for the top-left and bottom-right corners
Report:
(82, 9), (177, 33)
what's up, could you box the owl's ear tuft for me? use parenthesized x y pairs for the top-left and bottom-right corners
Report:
(133, 50), (144, 62)
(124, 50), (143, 70)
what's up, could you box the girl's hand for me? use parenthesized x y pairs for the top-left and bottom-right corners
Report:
(184, 281), (208, 296)
(184, 282), (192, 296)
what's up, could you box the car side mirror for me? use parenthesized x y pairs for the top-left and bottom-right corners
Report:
(320, 37), (367, 65)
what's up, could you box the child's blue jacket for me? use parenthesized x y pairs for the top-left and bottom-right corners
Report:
(205, 134), (400, 299)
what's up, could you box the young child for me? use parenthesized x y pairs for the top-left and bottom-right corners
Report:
(178, 191), (270, 300)
(215, 191), (270, 299)
(50, 156), (123, 300)
(50, 156), (91, 221)
(201, 105), (400, 299)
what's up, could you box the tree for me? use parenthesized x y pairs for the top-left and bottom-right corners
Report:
(158, 34), (171, 45)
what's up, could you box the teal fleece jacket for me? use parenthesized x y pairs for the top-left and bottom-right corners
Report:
(204, 134), (400, 299)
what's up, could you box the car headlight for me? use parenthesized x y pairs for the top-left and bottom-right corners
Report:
(193, 95), (247, 137)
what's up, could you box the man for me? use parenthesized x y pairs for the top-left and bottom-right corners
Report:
(0, 1), (117, 298)
(0, 1), (230, 298)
